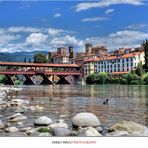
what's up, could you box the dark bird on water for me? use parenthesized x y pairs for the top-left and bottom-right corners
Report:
(103, 99), (109, 105)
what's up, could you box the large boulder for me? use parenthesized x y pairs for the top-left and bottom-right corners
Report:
(109, 120), (148, 136)
(78, 127), (102, 136)
(34, 116), (53, 126)
(0, 120), (4, 129)
(52, 127), (70, 136)
(72, 112), (101, 127)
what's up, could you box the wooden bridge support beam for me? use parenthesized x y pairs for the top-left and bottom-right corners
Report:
(23, 74), (35, 85)
(56, 75), (77, 85)
(40, 74), (53, 85)
(56, 75), (71, 85)
(5, 74), (15, 85)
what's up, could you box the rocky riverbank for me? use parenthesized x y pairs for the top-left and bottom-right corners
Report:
(0, 86), (148, 136)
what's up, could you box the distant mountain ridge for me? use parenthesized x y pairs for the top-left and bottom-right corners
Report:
(0, 51), (48, 62)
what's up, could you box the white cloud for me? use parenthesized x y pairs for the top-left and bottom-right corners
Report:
(51, 35), (84, 47)
(53, 13), (61, 18)
(48, 28), (63, 36)
(85, 30), (148, 50)
(75, 0), (144, 12)
(125, 24), (148, 30)
(25, 33), (48, 45)
(8, 26), (42, 33)
(82, 17), (109, 22)
(0, 26), (82, 53)
(0, 34), (20, 45)
(105, 9), (115, 15)
(0, 28), (6, 35)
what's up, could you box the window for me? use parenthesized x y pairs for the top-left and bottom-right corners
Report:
(126, 58), (129, 62)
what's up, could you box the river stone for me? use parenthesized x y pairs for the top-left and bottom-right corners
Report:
(19, 127), (32, 132)
(95, 126), (103, 133)
(78, 127), (102, 136)
(70, 131), (79, 136)
(10, 99), (30, 106)
(48, 122), (68, 130)
(109, 120), (148, 135)
(15, 108), (26, 114)
(5, 126), (19, 133)
(52, 127), (70, 136)
(34, 116), (53, 126)
(0, 120), (4, 129)
(106, 131), (130, 136)
(72, 112), (101, 127)
(8, 113), (27, 122)
(25, 128), (37, 135)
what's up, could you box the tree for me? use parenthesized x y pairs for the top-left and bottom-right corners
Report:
(123, 72), (135, 84)
(69, 52), (74, 59)
(86, 73), (97, 84)
(135, 62), (145, 76)
(143, 39), (148, 71)
(47, 52), (53, 63)
(98, 72), (108, 84)
(0, 75), (7, 84)
(33, 53), (47, 63)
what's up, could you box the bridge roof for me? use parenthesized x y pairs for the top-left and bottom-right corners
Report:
(0, 62), (80, 68)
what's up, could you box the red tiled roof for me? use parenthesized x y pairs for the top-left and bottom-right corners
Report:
(0, 62), (80, 67)
(84, 51), (144, 62)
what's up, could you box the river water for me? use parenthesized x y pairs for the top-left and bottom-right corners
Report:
(2, 85), (148, 128)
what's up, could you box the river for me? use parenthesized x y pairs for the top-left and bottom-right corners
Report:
(2, 85), (148, 128)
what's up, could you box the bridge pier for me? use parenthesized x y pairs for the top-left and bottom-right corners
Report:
(5, 74), (15, 85)
(23, 74), (35, 85)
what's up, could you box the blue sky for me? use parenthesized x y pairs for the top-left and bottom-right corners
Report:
(0, 0), (148, 53)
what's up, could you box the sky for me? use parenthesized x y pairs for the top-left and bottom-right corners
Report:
(0, 0), (148, 53)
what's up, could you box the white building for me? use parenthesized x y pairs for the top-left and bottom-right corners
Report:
(84, 50), (145, 77)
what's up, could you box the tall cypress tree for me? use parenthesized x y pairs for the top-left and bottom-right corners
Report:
(143, 39), (148, 72)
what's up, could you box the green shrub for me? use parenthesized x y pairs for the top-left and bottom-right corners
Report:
(120, 78), (127, 84)
(0, 75), (7, 84)
(37, 128), (50, 133)
(98, 72), (108, 84)
(15, 80), (21, 85)
(142, 73), (148, 84)
(108, 78), (121, 84)
(86, 73), (98, 84)
(130, 80), (141, 85)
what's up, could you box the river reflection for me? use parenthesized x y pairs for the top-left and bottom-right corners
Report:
(4, 85), (148, 128)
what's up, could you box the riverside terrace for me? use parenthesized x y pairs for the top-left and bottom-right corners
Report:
(0, 62), (81, 85)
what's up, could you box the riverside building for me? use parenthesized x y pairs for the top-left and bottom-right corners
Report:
(83, 47), (145, 78)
